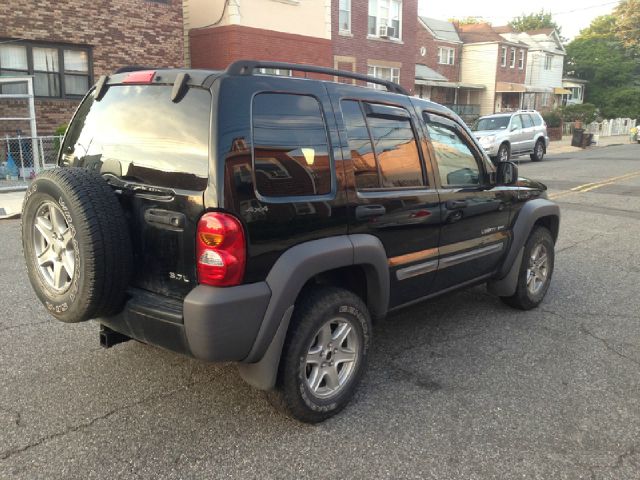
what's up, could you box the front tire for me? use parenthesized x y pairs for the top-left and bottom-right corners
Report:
(530, 139), (545, 162)
(267, 286), (372, 423)
(501, 227), (555, 310)
(496, 143), (510, 163)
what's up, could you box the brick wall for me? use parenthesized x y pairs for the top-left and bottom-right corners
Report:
(190, 25), (333, 74)
(415, 22), (460, 82)
(1, 0), (184, 135)
(495, 44), (527, 84)
(331, 0), (418, 93)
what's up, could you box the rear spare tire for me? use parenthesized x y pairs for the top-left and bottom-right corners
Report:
(22, 168), (133, 323)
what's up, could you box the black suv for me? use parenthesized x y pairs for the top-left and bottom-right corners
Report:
(22, 61), (559, 423)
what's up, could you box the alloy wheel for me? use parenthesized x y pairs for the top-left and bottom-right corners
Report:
(526, 243), (548, 295)
(304, 317), (360, 399)
(32, 201), (75, 292)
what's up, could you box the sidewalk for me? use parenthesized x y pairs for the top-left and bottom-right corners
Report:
(547, 134), (631, 155)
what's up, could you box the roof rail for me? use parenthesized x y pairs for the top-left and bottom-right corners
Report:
(225, 60), (409, 96)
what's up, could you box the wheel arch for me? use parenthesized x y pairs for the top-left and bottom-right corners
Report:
(487, 199), (560, 297)
(238, 234), (389, 390)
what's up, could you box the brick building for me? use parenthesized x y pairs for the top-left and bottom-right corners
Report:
(187, 0), (333, 73)
(0, 0), (184, 137)
(457, 23), (529, 116)
(332, 0), (418, 93)
(414, 17), (484, 122)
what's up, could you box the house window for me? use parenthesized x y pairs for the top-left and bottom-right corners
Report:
(367, 65), (400, 90)
(500, 46), (507, 67)
(518, 49), (525, 70)
(570, 87), (582, 101)
(368, 0), (402, 40)
(339, 0), (351, 33)
(544, 54), (553, 70)
(0, 41), (91, 98)
(438, 47), (455, 65)
(509, 48), (516, 68)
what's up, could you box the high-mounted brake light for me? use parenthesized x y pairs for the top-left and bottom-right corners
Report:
(196, 212), (246, 287)
(123, 70), (156, 84)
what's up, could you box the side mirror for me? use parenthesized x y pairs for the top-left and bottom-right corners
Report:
(497, 161), (518, 185)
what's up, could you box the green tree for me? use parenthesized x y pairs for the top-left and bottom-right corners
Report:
(579, 14), (617, 37)
(508, 10), (561, 36)
(600, 87), (640, 119)
(449, 17), (483, 25)
(613, 0), (640, 51)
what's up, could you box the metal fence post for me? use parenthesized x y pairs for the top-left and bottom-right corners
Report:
(17, 135), (25, 180)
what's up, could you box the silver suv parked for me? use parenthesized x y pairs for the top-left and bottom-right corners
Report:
(472, 110), (549, 163)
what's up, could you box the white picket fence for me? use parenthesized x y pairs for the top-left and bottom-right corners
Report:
(586, 118), (637, 137)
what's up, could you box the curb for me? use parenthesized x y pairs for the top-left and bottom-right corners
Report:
(0, 186), (28, 193)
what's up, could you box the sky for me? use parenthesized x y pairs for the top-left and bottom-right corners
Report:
(418, 0), (621, 40)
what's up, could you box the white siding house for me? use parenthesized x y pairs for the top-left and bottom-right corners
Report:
(460, 43), (498, 115)
(497, 28), (566, 111)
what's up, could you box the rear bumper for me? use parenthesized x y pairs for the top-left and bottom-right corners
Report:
(98, 283), (271, 362)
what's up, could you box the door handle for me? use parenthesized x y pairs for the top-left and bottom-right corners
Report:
(144, 208), (185, 229)
(355, 205), (386, 220)
(445, 200), (468, 210)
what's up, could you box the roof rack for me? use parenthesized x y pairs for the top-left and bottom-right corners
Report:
(225, 60), (409, 96)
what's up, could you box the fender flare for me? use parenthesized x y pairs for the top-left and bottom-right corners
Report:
(488, 198), (560, 296)
(238, 234), (389, 390)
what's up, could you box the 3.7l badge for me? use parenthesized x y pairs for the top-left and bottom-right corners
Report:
(169, 272), (190, 283)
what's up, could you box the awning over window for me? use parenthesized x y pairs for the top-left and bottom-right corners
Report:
(495, 82), (527, 93)
(554, 87), (572, 94)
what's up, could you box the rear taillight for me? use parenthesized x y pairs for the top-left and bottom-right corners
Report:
(196, 212), (246, 287)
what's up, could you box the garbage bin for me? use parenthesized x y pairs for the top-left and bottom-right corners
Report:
(581, 133), (593, 148)
(571, 128), (584, 147)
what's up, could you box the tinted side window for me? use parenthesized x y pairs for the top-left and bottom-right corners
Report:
(252, 93), (331, 197)
(425, 120), (480, 187)
(522, 114), (533, 128)
(341, 100), (423, 189)
(341, 100), (379, 189)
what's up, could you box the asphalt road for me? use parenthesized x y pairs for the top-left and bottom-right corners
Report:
(1, 145), (639, 479)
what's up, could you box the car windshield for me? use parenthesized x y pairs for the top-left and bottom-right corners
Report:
(473, 116), (510, 131)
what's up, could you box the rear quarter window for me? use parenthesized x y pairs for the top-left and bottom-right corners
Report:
(251, 93), (332, 198)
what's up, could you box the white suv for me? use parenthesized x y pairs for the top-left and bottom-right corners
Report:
(472, 110), (549, 163)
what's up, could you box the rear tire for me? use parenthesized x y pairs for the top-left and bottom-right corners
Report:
(530, 139), (545, 162)
(267, 286), (372, 423)
(500, 227), (555, 310)
(22, 168), (133, 323)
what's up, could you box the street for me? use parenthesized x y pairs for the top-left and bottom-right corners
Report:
(1, 145), (639, 479)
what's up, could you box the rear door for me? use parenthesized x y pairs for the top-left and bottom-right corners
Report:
(421, 111), (511, 291)
(520, 113), (536, 152)
(60, 82), (211, 298)
(508, 114), (527, 154)
(326, 84), (441, 308)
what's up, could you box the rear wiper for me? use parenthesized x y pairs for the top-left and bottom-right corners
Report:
(102, 174), (174, 197)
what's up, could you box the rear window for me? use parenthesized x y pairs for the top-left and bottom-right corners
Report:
(531, 113), (543, 126)
(61, 85), (211, 190)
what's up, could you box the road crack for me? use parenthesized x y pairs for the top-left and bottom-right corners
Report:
(0, 380), (202, 461)
(540, 308), (640, 367)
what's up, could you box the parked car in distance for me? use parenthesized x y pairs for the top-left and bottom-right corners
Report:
(21, 61), (560, 424)
(472, 110), (549, 163)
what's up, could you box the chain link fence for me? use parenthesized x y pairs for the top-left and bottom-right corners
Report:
(1, 135), (62, 186)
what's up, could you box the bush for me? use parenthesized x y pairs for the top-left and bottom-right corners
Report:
(53, 123), (68, 154)
(542, 111), (562, 128)
(600, 87), (640, 119)
(559, 103), (598, 123)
